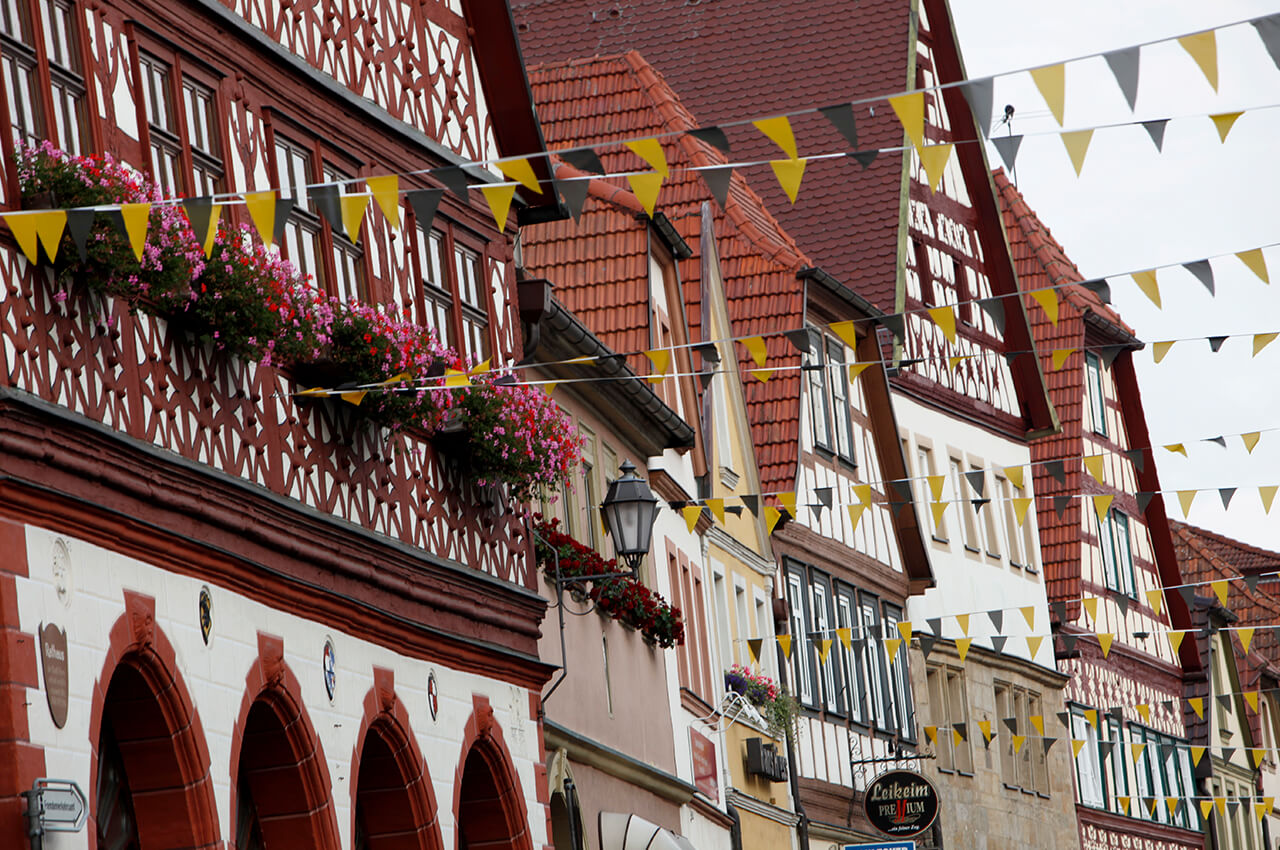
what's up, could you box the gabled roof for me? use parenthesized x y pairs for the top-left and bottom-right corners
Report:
(523, 51), (810, 495)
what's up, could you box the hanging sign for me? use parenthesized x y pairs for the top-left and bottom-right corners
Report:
(40, 623), (68, 729)
(690, 728), (719, 799)
(864, 770), (939, 838)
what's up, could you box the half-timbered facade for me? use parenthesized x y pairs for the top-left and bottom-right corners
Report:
(997, 171), (1205, 850)
(0, 1), (565, 848)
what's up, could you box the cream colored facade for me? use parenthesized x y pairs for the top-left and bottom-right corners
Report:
(1205, 628), (1265, 849)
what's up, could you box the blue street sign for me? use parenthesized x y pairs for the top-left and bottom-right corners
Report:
(843, 843), (915, 850)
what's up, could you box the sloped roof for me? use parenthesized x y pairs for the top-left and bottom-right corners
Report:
(522, 51), (812, 494)
(514, 0), (910, 312)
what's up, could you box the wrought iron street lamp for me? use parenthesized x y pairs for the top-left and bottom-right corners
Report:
(600, 460), (658, 578)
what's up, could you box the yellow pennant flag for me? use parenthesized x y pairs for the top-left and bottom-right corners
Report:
(1004, 466), (1025, 490)
(854, 484), (873, 505)
(625, 138), (668, 177)
(956, 614), (970, 635)
(339, 388), (367, 406)
(776, 633), (792, 659)
(31, 210), (67, 262)
(1084, 708), (1099, 730)
(955, 637), (972, 663)
(1215, 797), (1226, 817)
(444, 368), (471, 387)
(1191, 744), (1206, 765)
(1030, 64), (1066, 125)
(627, 172), (665, 217)
(1082, 596), (1099, 620)
(1211, 112), (1243, 143)
(741, 336), (768, 368)
(1178, 489), (1197, 517)
(924, 725), (938, 745)
(1210, 579), (1228, 606)
(928, 305), (958, 342)
(199, 203), (222, 258)
(1093, 494), (1114, 524)
(1030, 715), (1045, 736)
(1200, 799), (1214, 821)
(644, 348), (671, 383)
(837, 627), (853, 650)
(898, 620), (913, 643)
(480, 184), (516, 231)
(1135, 703), (1150, 724)
(1239, 628), (1256, 654)
(243, 191), (277, 245)
(1012, 734), (1027, 754)
(1031, 288), (1059, 325)
(1071, 739), (1087, 758)
(978, 719), (993, 742)
(1261, 485), (1278, 513)
(1165, 798), (1180, 819)
(496, 157), (541, 194)
(340, 192), (371, 242)
(770, 158), (806, 204)
(1026, 635), (1043, 658)
(848, 362), (872, 382)
(706, 498), (725, 524)
(682, 505), (702, 533)
(3, 212), (44, 263)
(1254, 332), (1278, 356)
(1052, 347), (1075, 370)
(1164, 442), (1187, 456)
(1243, 432), (1262, 453)
(779, 492), (798, 519)
(1168, 630), (1186, 654)
(764, 506), (783, 536)
(930, 501), (948, 529)
(1179, 30), (1219, 91)
(1145, 588), (1164, 616)
(888, 92), (926, 151)
(1130, 742), (1146, 762)
(948, 355), (970, 372)
(1132, 270), (1162, 308)
(1012, 497), (1032, 526)
(1060, 129), (1094, 176)
(1083, 454), (1106, 484)
(847, 503), (867, 532)
(1246, 691), (1260, 714)
(120, 203), (151, 260)
(1238, 248), (1270, 283)
(365, 174), (401, 228)
(919, 143), (953, 193)
(1021, 606), (1036, 629)
(884, 637), (901, 664)
(543, 382), (557, 396)
(754, 115), (799, 160)
(829, 320), (859, 349)
(1098, 632), (1114, 658)
(1117, 796), (1131, 815)
(1152, 340), (1175, 364)
(952, 728), (965, 748)
(748, 368), (775, 382)
(927, 475), (946, 500)
(818, 638), (834, 663)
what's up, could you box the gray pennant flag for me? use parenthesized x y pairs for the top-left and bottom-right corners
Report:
(851, 637), (866, 654)
(919, 634), (936, 660)
(1056, 711), (1071, 730)
(964, 470), (986, 497)
(310, 184), (341, 230)
(1080, 279), (1112, 304)
(1208, 337), (1228, 353)
(977, 296), (1006, 334)
(1161, 699), (1176, 713)
(960, 77), (995, 136)
(741, 494), (759, 517)
(785, 328), (814, 355)
(1207, 435), (1227, 447)
(1125, 448), (1146, 473)
(1003, 716), (1019, 734)
(992, 134), (1023, 171)
(953, 722), (967, 741)
(990, 635), (1008, 654)
(688, 126), (731, 155)
(692, 342), (721, 364)
(1060, 633), (1078, 653)
(988, 610), (1004, 633)
(1042, 737), (1058, 754)
(879, 313), (905, 342)
(1109, 706), (1124, 723)
(1219, 488), (1237, 508)
(815, 487), (833, 508)
(819, 103), (859, 148)
(560, 147), (606, 175)
(1054, 495), (1070, 518)
(1050, 601), (1067, 622)
(434, 166), (471, 200)
(1227, 798), (1241, 815)
(1115, 593), (1130, 618)
(272, 198), (295, 245)
(1136, 491), (1155, 513)
(849, 149), (880, 170)
(66, 208), (96, 262)
(1098, 740), (1114, 758)
(698, 370), (715, 391)
(810, 502), (826, 522)
(182, 196), (215, 245)
(928, 617), (943, 635)
(1219, 696), (1234, 714)
(103, 208), (128, 240)
(408, 188), (444, 231)
(699, 166), (734, 211)
(1253, 13), (1280, 70)
(1098, 344), (1124, 368)
(1184, 259), (1215, 295)
(1245, 573), (1260, 593)
(972, 498), (991, 514)
(557, 176), (590, 222)
(1047, 460), (1066, 484)
(1177, 585), (1196, 607)
(1103, 46), (1141, 111)
(1142, 119), (1168, 153)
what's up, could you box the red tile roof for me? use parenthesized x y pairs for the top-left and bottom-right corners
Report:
(522, 52), (812, 494)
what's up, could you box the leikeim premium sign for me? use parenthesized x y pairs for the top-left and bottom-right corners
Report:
(863, 770), (939, 838)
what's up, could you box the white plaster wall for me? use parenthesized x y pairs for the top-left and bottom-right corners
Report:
(894, 395), (1055, 668)
(18, 524), (547, 850)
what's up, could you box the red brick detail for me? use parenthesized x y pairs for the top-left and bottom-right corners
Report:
(229, 632), (340, 850)
(87, 592), (221, 850)
(0, 518), (44, 850)
(452, 694), (534, 850)
(348, 670), (444, 850)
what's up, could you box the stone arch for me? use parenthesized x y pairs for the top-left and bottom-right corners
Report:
(349, 667), (444, 850)
(229, 632), (340, 850)
(453, 694), (534, 850)
(88, 590), (221, 849)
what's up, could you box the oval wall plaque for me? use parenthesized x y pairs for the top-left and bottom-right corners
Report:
(323, 639), (336, 701)
(864, 769), (939, 838)
(40, 622), (69, 729)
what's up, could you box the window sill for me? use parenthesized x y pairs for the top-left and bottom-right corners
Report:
(932, 535), (949, 545)
(963, 545), (980, 554)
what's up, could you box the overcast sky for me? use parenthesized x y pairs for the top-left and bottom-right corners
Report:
(949, 0), (1280, 550)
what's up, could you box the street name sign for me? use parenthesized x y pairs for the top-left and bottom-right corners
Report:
(842, 842), (915, 850)
(30, 778), (87, 832)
